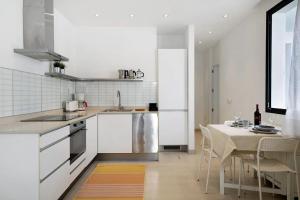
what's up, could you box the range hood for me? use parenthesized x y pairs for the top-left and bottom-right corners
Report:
(14, 0), (69, 61)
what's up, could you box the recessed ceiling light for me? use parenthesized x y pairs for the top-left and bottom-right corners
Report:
(95, 13), (99, 17)
(198, 41), (203, 45)
(223, 14), (229, 18)
(130, 14), (135, 18)
(208, 31), (213, 34)
(163, 14), (169, 18)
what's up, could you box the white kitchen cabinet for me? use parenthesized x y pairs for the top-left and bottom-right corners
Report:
(40, 161), (70, 200)
(40, 126), (70, 149)
(40, 137), (70, 180)
(159, 111), (188, 145)
(85, 115), (98, 166)
(158, 49), (187, 110)
(158, 49), (188, 147)
(0, 126), (71, 200)
(98, 114), (132, 153)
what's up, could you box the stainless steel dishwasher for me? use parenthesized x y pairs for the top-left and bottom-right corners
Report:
(132, 113), (159, 160)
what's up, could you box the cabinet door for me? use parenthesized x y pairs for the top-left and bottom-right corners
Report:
(40, 161), (69, 200)
(40, 137), (70, 180)
(85, 116), (98, 165)
(159, 111), (188, 145)
(158, 49), (187, 110)
(98, 114), (132, 153)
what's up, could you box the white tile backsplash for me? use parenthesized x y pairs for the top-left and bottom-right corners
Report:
(77, 81), (158, 107)
(61, 80), (75, 103)
(42, 77), (61, 111)
(0, 68), (13, 117)
(13, 71), (42, 115)
(0, 67), (158, 118)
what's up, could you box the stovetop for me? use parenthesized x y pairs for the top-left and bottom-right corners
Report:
(21, 114), (81, 122)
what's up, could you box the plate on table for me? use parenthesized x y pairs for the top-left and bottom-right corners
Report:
(251, 127), (279, 134)
(253, 125), (277, 132)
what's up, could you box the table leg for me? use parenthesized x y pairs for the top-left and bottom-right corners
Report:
(286, 173), (292, 200)
(220, 164), (225, 195)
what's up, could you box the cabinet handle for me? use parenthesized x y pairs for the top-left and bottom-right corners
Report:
(70, 158), (86, 175)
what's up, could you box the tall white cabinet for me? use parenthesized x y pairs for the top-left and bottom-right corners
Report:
(158, 49), (188, 146)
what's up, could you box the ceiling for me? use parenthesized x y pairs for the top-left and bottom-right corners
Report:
(55, 0), (261, 49)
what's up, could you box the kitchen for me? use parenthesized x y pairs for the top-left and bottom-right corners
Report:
(1, 0), (300, 200)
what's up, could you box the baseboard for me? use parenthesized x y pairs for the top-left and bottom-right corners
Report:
(97, 153), (159, 161)
(159, 145), (188, 152)
(59, 156), (97, 200)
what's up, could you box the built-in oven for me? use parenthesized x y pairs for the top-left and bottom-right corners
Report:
(70, 120), (86, 164)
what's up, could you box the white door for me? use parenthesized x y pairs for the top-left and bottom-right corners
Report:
(98, 114), (132, 153)
(159, 111), (188, 145)
(85, 116), (98, 165)
(158, 49), (187, 110)
(210, 65), (220, 124)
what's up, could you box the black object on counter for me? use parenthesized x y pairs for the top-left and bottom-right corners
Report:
(149, 103), (158, 111)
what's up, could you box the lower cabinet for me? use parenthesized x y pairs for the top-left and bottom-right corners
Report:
(159, 111), (188, 145)
(40, 161), (70, 200)
(85, 115), (98, 166)
(98, 114), (132, 153)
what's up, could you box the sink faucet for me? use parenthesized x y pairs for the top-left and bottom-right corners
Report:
(117, 90), (122, 110)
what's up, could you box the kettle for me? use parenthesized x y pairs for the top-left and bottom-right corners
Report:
(136, 69), (144, 79)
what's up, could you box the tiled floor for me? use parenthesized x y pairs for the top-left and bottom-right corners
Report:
(63, 131), (286, 200)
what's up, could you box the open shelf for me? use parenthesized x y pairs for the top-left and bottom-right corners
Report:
(45, 72), (144, 82)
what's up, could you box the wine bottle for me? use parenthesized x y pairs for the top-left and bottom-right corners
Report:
(254, 104), (261, 126)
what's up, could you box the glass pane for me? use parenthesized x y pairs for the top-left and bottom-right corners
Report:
(271, 0), (297, 109)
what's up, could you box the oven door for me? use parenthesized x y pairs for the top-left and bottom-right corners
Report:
(70, 128), (86, 164)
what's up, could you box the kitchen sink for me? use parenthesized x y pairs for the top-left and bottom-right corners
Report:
(103, 108), (133, 112)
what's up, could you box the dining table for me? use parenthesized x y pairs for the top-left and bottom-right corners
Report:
(207, 124), (286, 196)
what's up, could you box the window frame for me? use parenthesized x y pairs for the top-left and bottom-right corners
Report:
(266, 0), (295, 115)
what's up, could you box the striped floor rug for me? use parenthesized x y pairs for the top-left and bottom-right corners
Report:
(74, 164), (145, 200)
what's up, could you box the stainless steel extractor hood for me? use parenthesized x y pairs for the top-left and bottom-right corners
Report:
(14, 0), (69, 61)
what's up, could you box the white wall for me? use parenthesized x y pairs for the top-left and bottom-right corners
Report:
(70, 27), (157, 81)
(54, 9), (76, 72)
(158, 34), (186, 49)
(195, 49), (204, 128)
(186, 25), (195, 151)
(0, 0), (49, 74)
(0, 1), (157, 82)
(202, 0), (285, 125)
(0, 0), (77, 75)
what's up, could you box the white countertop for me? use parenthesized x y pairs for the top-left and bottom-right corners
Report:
(0, 107), (157, 135)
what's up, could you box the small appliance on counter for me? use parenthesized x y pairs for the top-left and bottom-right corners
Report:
(149, 103), (158, 111)
(63, 100), (79, 112)
(76, 93), (88, 111)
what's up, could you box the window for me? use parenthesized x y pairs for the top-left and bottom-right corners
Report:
(266, 0), (298, 115)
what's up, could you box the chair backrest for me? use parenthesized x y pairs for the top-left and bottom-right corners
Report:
(258, 137), (299, 153)
(199, 124), (213, 149)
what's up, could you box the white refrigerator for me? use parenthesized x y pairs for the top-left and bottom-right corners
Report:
(158, 49), (188, 146)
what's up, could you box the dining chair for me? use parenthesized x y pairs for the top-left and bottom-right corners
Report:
(197, 124), (215, 193)
(239, 137), (300, 200)
(197, 124), (233, 193)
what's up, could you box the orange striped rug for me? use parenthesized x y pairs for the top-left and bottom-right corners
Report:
(74, 164), (145, 200)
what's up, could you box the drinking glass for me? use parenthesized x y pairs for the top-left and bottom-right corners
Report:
(242, 120), (249, 129)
